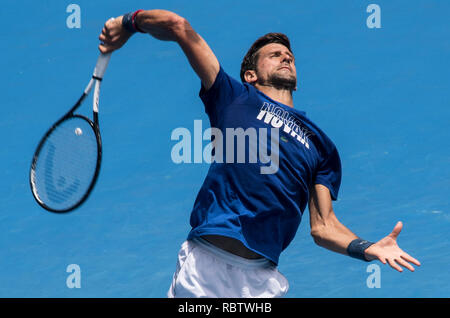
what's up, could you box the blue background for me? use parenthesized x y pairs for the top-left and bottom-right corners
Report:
(0, 0), (449, 297)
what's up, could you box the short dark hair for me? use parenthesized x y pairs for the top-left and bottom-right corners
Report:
(240, 33), (293, 83)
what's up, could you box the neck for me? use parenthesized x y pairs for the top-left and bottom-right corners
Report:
(254, 84), (294, 108)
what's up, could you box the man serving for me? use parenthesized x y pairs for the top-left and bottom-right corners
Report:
(99, 9), (421, 298)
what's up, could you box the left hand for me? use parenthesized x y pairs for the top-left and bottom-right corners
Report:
(364, 221), (421, 272)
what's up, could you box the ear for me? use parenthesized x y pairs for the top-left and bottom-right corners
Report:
(244, 70), (257, 84)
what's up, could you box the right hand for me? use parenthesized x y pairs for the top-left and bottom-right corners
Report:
(98, 16), (133, 54)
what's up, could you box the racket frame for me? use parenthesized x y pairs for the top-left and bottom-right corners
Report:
(30, 53), (111, 213)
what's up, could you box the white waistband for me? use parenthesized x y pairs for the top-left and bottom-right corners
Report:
(191, 237), (274, 269)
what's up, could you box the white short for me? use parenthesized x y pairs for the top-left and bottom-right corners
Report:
(167, 237), (289, 298)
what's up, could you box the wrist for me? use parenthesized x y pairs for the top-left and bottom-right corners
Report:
(347, 238), (374, 262)
(122, 10), (145, 34)
(132, 10), (145, 33)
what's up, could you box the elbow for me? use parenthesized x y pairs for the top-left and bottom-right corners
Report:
(136, 10), (189, 40)
(169, 13), (186, 29)
(169, 14), (191, 40)
(310, 228), (326, 247)
(152, 11), (187, 37)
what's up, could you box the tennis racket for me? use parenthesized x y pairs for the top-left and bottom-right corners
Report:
(30, 52), (112, 213)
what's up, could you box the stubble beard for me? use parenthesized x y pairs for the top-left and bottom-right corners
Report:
(257, 70), (297, 92)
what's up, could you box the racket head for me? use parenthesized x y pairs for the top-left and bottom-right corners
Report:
(30, 115), (102, 213)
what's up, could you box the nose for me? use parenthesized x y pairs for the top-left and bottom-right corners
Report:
(281, 54), (293, 65)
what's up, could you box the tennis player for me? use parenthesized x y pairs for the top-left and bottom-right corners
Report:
(99, 9), (421, 298)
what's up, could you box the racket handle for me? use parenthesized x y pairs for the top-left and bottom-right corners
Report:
(93, 52), (112, 79)
(93, 17), (114, 79)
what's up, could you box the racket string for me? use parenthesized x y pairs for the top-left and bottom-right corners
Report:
(32, 117), (99, 210)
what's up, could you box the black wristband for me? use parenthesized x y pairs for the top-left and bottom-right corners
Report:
(347, 238), (374, 262)
(122, 12), (136, 34)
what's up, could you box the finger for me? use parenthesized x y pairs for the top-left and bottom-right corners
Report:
(103, 23), (111, 36)
(401, 253), (421, 266)
(110, 35), (123, 43)
(107, 30), (121, 39)
(389, 221), (403, 240)
(98, 43), (114, 54)
(102, 26), (119, 40)
(395, 257), (415, 272)
(98, 44), (108, 53)
(99, 34), (114, 45)
(387, 258), (403, 272)
(378, 256), (387, 265)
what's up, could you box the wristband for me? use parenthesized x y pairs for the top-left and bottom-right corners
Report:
(122, 10), (145, 34)
(346, 238), (374, 262)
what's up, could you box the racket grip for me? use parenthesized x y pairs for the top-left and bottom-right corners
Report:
(93, 52), (112, 79)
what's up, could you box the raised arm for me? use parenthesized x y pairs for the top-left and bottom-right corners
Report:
(98, 9), (220, 90)
(309, 184), (421, 272)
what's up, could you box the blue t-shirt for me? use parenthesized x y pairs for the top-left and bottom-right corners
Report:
(187, 67), (341, 265)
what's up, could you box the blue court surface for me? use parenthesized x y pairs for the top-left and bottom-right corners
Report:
(1, 0), (449, 298)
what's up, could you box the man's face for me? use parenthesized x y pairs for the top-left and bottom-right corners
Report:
(248, 43), (297, 91)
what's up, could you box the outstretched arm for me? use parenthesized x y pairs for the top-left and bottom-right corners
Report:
(309, 184), (421, 272)
(98, 9), (220, 90)
(309, 184), (358, 255)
